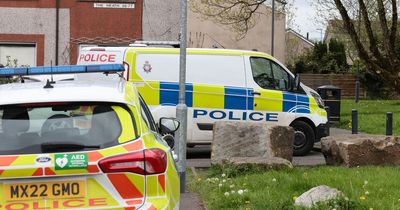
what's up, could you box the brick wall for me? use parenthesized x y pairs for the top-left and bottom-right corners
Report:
(300, 74), (365, 98)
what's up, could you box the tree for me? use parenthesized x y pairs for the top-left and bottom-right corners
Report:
(314, 0), (400, 93)
(189, 0), (291, 39)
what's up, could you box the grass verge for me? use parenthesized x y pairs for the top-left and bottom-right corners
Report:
(188, 165), (400, 210)
(337, 100), (400, 135)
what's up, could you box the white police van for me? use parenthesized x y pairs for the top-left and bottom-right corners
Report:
(77, 43), (328, 155)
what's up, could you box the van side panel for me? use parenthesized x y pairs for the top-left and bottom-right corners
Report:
(133, 53), (247, 143)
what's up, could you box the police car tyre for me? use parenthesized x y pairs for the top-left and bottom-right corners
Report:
(291, 121), (315, 156)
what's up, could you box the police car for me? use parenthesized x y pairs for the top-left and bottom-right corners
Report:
(0, 64), (180, 210)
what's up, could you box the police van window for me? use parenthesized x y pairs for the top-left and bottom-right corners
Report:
(271, 62), (290, 90)
(139, 96), (157, 132)
(250, 57), (275, 89)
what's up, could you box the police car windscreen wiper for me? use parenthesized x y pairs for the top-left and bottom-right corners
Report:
(41, 142), (100, 153)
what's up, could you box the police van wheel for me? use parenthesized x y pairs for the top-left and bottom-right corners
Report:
(291, 121), (315, 156)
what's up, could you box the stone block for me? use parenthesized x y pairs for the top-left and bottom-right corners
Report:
(321, 134), (400, 167)
(211, 121), (294, 165)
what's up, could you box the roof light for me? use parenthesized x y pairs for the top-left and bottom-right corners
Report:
(130, 41), (180, 48)
(0, 64), (124, 77)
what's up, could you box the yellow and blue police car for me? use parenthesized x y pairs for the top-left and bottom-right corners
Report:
(0, 64), (180, 210)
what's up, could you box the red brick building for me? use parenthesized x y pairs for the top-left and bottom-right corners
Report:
(0, 0), (142, 66)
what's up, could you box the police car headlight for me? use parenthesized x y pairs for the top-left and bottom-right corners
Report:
(311, 92), (325, 108)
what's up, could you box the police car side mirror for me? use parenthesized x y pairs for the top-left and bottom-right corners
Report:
(159, 118), (180, 134)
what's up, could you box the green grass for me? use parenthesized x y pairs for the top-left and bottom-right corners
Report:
(337, 100), (400, 135)
(188, 165), (400, 210)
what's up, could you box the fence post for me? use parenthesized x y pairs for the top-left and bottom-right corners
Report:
(352, 109), (358, 134)
(386, 112), (393, 136)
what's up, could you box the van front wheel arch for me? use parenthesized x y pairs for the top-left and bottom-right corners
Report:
(290, 120), (315, 156)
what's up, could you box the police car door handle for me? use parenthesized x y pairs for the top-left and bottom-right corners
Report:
(251, 91), (261, 96)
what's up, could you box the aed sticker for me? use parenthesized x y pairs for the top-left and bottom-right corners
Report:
(55, 153), (88, 170)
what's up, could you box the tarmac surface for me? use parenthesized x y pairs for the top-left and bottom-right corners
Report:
(180, 128), (351, 210)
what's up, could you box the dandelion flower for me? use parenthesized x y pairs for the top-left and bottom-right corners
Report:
(206, 178), (211, 182)
(369, 208), (373, 210)
(231, 190), (235, 194)
(222, 173), (226, 177)
(272, 178), (277, 182)
(224, 192), (230, 196)
(292, 196), (298, 201)
(359, 196), (366, 200)
(364, 180), (368, 185)
(197, 178), (202, 182)
(245, 200), (250, 204)
(219, 183), (223, 187)
(230, 185), (235, 188)
(245, 208), (250, 210)
(365, 191), (370, 195)
(238, 189), (244, 195)
(222, 179), (226, 183)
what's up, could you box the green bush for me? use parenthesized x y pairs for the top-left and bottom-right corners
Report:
(292, 39), (349, 74)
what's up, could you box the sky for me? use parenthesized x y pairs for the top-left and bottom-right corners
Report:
(291, 0), (326, 41)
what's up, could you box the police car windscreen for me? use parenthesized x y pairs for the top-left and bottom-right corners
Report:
(0, 103), (138, 155)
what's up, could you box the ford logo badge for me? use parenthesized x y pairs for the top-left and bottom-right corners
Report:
(36, 157), (52, 163)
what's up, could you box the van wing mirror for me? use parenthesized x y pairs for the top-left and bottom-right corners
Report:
(291, 74), (301, 91)
(159, 118), (180, 134)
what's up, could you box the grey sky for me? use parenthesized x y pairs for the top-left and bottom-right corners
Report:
(292, 0), (326, 41)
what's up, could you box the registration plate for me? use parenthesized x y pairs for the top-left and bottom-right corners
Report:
(4, 180), (86, 201)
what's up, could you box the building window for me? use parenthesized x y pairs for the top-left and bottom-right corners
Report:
(0, 44), (36, 67)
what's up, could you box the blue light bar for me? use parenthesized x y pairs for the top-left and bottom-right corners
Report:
(0, 64), (124, 77)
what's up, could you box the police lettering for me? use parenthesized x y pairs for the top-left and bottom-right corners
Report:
(78, 53), (116, 63)
(193, 109), (279, 122)
(1, 198), (108, 210)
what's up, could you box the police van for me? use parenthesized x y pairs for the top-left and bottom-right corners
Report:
(77, 43), (328, 156)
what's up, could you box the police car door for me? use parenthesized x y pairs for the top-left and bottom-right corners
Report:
(245, 56), (295, 126)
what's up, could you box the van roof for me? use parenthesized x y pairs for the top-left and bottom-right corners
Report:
(82, 47), (274, 59)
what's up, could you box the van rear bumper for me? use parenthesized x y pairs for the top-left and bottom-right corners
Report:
(315, 123), (329, 141)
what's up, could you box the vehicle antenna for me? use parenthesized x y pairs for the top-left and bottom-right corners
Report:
(50, 60), (55, 84)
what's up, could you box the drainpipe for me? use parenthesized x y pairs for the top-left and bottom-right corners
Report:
(55, 0), (60, 65)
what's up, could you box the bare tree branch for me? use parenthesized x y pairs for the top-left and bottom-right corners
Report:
(358, 0), (385, 63)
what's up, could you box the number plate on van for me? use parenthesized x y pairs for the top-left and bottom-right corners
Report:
(4, 180), (86, 201)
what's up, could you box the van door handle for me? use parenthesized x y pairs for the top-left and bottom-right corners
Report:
(251, 91), (261, 96)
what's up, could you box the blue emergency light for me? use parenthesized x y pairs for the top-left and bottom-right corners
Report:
(0, 64), (124, 77)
